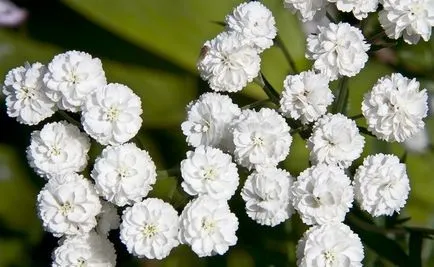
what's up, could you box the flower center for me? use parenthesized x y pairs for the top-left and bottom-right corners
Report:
(201, 217), (216, 233)
(60, 202), (73, 215)
(20, 86), (35, 99)
(324, 250), (336, 263)
(116, 166), (131, 179)
(105, 106), (120, 121)
(253, 136), (264, 146)
(143, 223), (158, 238)
(202, 167), (217, 180)
(193, 122), (209, 133)
(68, 71), (80, 85)
(48, 144), (62, 158)
(76, 258), (86, 267)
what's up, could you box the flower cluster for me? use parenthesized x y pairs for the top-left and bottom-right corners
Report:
(2, 0), (432, 265)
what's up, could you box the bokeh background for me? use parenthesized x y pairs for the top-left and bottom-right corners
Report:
(0, 0), (433, 266)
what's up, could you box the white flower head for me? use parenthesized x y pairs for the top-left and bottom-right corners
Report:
(37, 173), (102, 237)
(362, 73), (428, 142)
(197, 31), (261, 93)
(43, 51), (107, 112)
(403, 128), (430, 153)
(82, 83), (143, 146)
(241, 167), (294, 226)
(297, 223), (364, 267)
(181, 146), (239, 200)
(354, 154), (410, 216)
(0, 0), (27, 27)
(306, 22), (370, 80)
(284, 0), (327, 22)
(233, 108), (292, 170)
(292, 164), (354, 225)
(27, 121), (90, 178)
(179, 196), (238, 257)
(91, 143), (156, 207)
(96, 201), (120, 236)
(280, 70), (333, 124)
(52, 231), (116, 267)
(379, 0), (434, 44)
(181, 92), (241, 151)
(225, 1), (277, 52)
(328, 0), (379, 20)
(120, 198), (179, 260)
(308, 113), (365, 168)
(2, 62), (57, 125)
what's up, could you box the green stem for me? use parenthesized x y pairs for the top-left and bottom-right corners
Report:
(357, 126), (376, 137)
(157, 166), (180, 178)
(275, 35), (298, 74)
(242, 98), (272, 110)
(332, 77), (349, 114)
(326, 11), (338, 24)
(58, 110), (82, 129)
(350, 114), (364, 120)
(254, 72), (281, 105)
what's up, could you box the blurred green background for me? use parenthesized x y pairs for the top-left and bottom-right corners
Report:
(0, 0), (433, 266)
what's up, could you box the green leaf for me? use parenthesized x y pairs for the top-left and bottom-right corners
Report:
(0, 29), (196, 128)
(408, 232), (423, 267)
(346, 214), (410, 266)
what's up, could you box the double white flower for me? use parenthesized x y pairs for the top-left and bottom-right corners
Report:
(232, 108), (292, 170)
(179, 196), (238, 257)
(3, 62), (57, 125)
(354, 153), (410, 216)
(27, 121), (90, 178)
(292, 164), (354, 225)
(306, 22), (370, 80)
(362, 73), (428, 142)
(241, 167), (294, 226)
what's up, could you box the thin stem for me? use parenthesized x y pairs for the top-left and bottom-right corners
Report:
(242, 98), (272, 110)
(326, 11), (338, 24)
(332, 77), (349, 114)
(350, 114), (364, 120)
(357, 126), (376, 137)
(58, 110), (82, 129)
(368, 31), (387, 42)
(275, 35), (298, 73)
(157, 166), (180, 178)
(254, 72), (281, 105)
(347, 213), (406, 235)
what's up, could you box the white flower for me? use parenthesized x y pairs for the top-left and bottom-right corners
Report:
(120, 198), (179, 260)
(37, 173), (102, 237)
(232, 108), (292, 170)
(362, 73), (428, 142)
(2, 62), (56, 125)
(280, 70), (333, 124)
(403, 128), (430, 153)
(328, 0), (378, 20)
(91, 143), (156, 207)
(43, 51), (106, 112)
(82, 83), (143, 146)
(180, 146), (239, 200)
(181, 92), (241, 151)
(291, 164), (354, 225)
(179, 196), (238, 257)
(307, 113), (365, 168)
(225, 1), (277, 52)
(241, 167), (294, 226)
(0, 0), (27, 27)
(379, 0), (434, 44)
(354, 154), (410, 216)
(52, 231), (116, 267)
(27, 121), (90, 178)
(297, 223), (364, 267)
(96, 201), (120, 236)
(284, 0), (327, 22)
(197, 31), (261, 93)
(306, 22), (370, 81)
